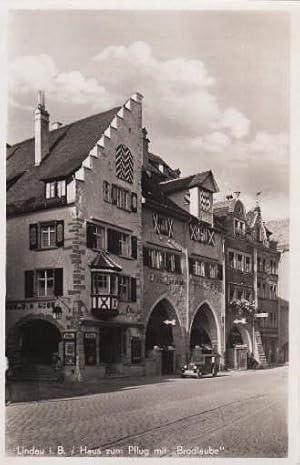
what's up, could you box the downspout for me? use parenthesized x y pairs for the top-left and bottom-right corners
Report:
(222, 236), (226, 368)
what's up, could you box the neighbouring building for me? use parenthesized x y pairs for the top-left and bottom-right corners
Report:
(213, 197), (281, 369)
(267, 219), (289, 363)
(6, 92), (226, 381)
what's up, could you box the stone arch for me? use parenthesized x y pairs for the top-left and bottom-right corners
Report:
(226, 324), (252, 353)
(189, 301), (222, 354)
(6, 314), (64, 367)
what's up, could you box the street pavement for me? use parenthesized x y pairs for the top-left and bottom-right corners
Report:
(5, 366), (288, 458)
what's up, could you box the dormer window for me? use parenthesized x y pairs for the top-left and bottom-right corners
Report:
(234, 219), (246, 236)
(46, 179), (66, 199)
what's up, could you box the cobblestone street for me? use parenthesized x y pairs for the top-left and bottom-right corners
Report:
(6, 366), (288, 458)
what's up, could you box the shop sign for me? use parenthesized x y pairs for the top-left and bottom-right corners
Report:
(63, 332), (76, 340)
(255, 313), (269, 318)
(149, 272), (184, 286)
(189, 222), (215, 246)
(84, 333), (96, 339)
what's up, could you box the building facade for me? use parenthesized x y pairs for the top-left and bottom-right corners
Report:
(6, 92), (283, 381)
(214, 198), (281, 368)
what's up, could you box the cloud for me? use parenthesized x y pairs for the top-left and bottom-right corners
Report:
(8, 54), (113, 107)
(92, 41), (249, 140)
(249, 131), (289, 164)
(192, 131), (232, 153)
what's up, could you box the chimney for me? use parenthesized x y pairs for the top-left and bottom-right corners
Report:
(142, 127), (150, 167)
(35, 90), (49, 166)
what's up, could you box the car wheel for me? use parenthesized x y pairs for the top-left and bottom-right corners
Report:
(197, 370), (202, 378)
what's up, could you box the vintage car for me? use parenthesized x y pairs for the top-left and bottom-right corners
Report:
(180, 352), (220, 378)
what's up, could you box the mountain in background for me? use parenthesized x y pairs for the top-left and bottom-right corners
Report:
(266, 218), (289, 250)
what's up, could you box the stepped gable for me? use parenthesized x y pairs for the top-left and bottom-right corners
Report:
(6, 106), (121, 215)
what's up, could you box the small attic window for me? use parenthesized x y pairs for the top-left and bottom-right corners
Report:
(46, 179), (66, 199)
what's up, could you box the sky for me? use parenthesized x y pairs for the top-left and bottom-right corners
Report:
(5, 9), (290, 221)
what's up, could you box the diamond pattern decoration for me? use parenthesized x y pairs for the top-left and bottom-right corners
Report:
(116, 144), (134, 184)
(200, 190), (211, 211)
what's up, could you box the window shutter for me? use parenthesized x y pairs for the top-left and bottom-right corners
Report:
(54, 268), (63, 296)
(111, 185), (118, 205)
(143, 247), (150, 266)
(174, 255), (182, 274)
(25, 271), (34, 298)
(205, 262), (210, 277)
(29, 224), (38, 250)
(131, 193), (137, 212)
(131, 277), (137, 302)
(217, 264), (223, 280)
(131, 236), (137, 259)
(107, 229), (120, 255)
(165, 253), (171, 272)
(56, 220), (64, 247)
(86, 223), (96, 249)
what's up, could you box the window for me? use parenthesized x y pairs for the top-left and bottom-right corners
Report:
(91, 273), (118, 296)
(86, 223), (105, 250)
(45, 180), (66, 199)
(229, 251), (234, 268)
(84, 333), (97, 366)
(29, 221), (64, 250)
(245, 291), (252, 301)
(229, 285), (235, 302)
(116, 145), (134, 183)
(209, 263), (218, 279)
(234, 219), (246, 236)
(103, 181), (110, 202)
(245, 256), (251, 273)
(194, 260), (205, 277)
(270, 284), (277, 300)
(24, 268), (63, 298)
(119, 275), (130, 301)
(237, 289), (244, 300)
(107, 229), (136, 259)
(144, 247), (182, 274)
(119, 233), (130, 257)
(237, 254), (243, 271)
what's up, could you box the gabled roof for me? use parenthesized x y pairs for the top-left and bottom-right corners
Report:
(89, 251), (122, 272)
(142, 170), (190, 220)
(213, 199), (237, 216)
(7, 106), (121, 215)
(160, 170), (219, 194)
(147, 152), (180, 180)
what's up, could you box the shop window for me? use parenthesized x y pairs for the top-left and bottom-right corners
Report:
(29, 221), (64, 250)
(25, 268), (63, 298)
(84, 333), (97, 366)
(131, 337), (142, 364)
(237, 289), (244, 300)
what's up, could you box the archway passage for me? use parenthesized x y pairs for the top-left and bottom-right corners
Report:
(19, 319), (62, 366)
(226, 326), (244, 349)
(190, 303), (219, 354)
(145, 299), (180, 375)
(226, 325), (248, 369)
